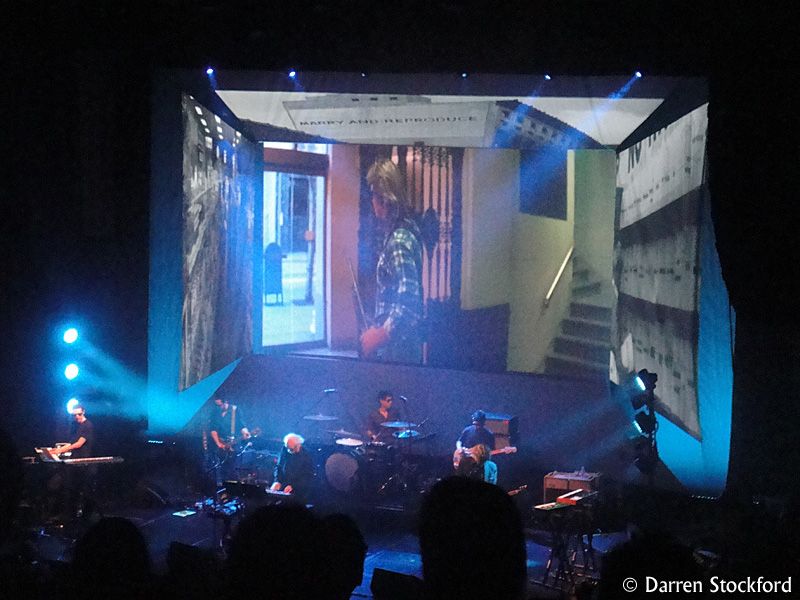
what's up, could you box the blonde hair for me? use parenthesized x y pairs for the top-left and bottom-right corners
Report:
(471, 444), (490, 463)
(366, 158), (409, 220)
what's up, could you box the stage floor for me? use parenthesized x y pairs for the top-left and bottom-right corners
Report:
(31, 501), (627, 598)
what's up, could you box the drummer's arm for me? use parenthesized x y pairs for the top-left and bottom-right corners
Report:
(365, 414), (378, 440)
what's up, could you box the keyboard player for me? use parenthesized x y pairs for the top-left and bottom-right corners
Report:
(49, 404), (94, 459)
(49, 404), (96, 519)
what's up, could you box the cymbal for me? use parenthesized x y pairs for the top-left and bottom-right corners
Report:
(303, 414), (338, 421)
(380, 421), (417, 428)
(393, 429), (422, 439)
(326, 429), (361, 438)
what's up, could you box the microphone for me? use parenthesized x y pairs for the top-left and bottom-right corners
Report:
(323, 388), (337, 394)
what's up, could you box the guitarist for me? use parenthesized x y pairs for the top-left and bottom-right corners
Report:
(455, 443), (498, 485)
(359, 158), (424, 364)
(208, 397), (251, 480)
(456, 410), (496, 454)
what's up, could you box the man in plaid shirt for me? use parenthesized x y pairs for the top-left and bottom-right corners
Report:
(360, 158), (423, 363)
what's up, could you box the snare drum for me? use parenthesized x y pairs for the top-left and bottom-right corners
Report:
(335, 437), (364, 448)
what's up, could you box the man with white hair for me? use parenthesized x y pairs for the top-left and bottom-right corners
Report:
(270, 433), (315, 503)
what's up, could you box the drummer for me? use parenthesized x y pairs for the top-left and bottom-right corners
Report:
(365, 390), (401, 444)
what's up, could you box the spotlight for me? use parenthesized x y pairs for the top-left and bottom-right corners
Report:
(63, 327), (79, 344)
(66, 398), (79, 413)
(288, 69), (297, 79)
(635, 71), (642, 78)
(64, 363), (79, 380)
(544, 74), (551, 80)
(636, 369), (658, 391)
(361, 72), (367, 78)
(206, 67), (214, 76)
(461, 72), (468, 79)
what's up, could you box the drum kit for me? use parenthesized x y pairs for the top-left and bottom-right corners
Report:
(223, 405), (429, 500)
(300, 413), (426, 498)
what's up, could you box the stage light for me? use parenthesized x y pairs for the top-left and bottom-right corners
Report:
(206, 67), (214, 76)
(637, 369), (658, 391)
(361, 72), (367, 78)
(63, 327), (79, 344)
(635, 71), (642, 78)
(461, 72), (468, 79)
(288, 69), (297, 79)
(64, 363), (79, 380)
(66, 398), (79, 413)
(544, 74), (551, 80)
(634, 411), (656, 435)
(194, 106), (203, 116)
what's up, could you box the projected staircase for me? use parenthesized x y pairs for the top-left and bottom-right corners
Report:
(544, 260), (612, 378)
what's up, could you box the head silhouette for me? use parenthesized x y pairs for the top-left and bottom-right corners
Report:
(419, 476), (526, 599)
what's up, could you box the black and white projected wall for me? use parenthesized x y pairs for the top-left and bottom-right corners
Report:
(180, 95), (259, 390)
(613, 104), (709, 438)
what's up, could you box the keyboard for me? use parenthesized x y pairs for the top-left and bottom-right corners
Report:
(61, 456), (124, 466)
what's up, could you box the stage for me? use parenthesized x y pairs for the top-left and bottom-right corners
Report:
(31, 490), (629, 599)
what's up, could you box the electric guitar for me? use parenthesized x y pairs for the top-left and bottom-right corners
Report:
(507, 484), (528, 497)
(453, 445), (517, 469)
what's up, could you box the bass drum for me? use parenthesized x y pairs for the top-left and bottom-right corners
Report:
(324, 451), (365, 495)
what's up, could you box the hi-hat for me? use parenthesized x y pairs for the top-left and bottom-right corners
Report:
(393, 429), (421, 439)
(380, 421), (417, 428)
(303, 414), (338, 421)
(326, 429), (360, 438)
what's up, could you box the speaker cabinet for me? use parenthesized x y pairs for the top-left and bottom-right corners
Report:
(483, 412), (519, 449)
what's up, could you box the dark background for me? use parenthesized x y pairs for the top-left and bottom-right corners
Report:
(3, 3), (798, 499)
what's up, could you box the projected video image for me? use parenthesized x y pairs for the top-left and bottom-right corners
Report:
(177, 86), (710, 443)
(180, 95), (259, 390)
(220, 88), (662, 376)
(258, 140), (618, 376)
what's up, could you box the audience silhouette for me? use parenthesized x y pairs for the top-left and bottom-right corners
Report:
(224, 503), (324, 599)
(68, 516), (153, 599)
(419, 476), (527, 600)
(319, 513), (368, 600)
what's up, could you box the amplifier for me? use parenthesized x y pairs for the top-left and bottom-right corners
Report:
(483, 413), (518, 450)
(543, 470), (601, 503)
